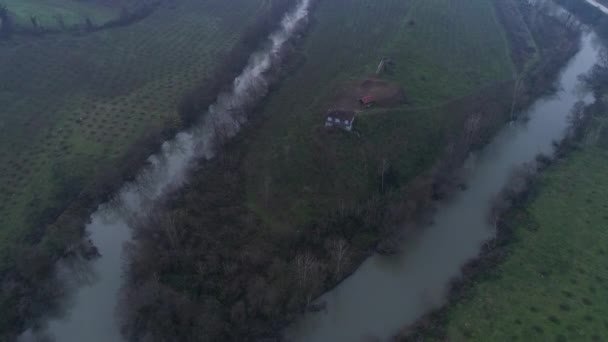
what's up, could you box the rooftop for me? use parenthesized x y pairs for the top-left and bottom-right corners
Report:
(360, 95), (375, 105)
(326, 109), (356, 121)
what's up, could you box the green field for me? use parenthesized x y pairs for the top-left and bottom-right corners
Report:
(244, 0), (516, 230)
(439, 120), (608, 340)
(2, 0), (123, 29)
(0, 0), (268, 268)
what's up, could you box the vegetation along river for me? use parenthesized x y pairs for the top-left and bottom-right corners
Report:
(286, 31), (600, 342)
(19, 2), (603, 342)
(20, 0), (314, 341)
(585, 0), (608, 14)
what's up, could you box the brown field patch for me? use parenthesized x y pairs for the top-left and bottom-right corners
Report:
(330, 78), (408, 111)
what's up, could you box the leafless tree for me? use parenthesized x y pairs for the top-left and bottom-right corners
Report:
(566, 100), (588, 140)
(463, 111), (482, 144)
(162, 212), (182, 252)
(325, 237), (350, 280)
(380, 158), (390, 193)
(0, 3), (10, 36)
(84, 17), (93, 31)
(30, 16), (38, 29)
(294, 252), (322, 306)
(263, 175), (272, 206)
(54, 14), (65, 30)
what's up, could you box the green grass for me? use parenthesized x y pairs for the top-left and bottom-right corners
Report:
(441, 140), (608, 340)
(3, 0), (121, 29)
(0, 0), (269, 269)
(244, 0), (516, 230)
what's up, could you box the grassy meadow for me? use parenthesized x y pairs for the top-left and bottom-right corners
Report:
(438, 118), (608, 340)
(244, 0), (517, 230)
(2, 0), (121, 29)
(0, 0), (268, 269)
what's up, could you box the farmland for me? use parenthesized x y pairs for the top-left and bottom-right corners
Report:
(244, 0), (516, 230)
(436, 135), (608, 341)
(116, 0), (593, 340)
(0, 1), (278, 333)
(1, 0), (123, 30)
(2, 0), (120, 28)
(120, 0), (560, 340)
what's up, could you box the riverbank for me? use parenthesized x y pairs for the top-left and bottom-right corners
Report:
(120, 0), (583, 341)
(0, 1), (298, 339)
(396, 10), (608, 342)
(0, 0), (159, 38)
(398, 96), (608, 341)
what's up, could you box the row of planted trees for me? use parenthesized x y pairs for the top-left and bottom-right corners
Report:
(0, 1), (158, 39)
(118, 1), (591, 340)
(0, 0), (305, 340)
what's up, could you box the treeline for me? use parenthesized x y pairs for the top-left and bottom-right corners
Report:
(0, 0), (159, 39)
(177, 0), (300, 127)
(119, 1), (587, 341)
(119, 88), (519, 341)
(554, 0), (608, 38)
(0, 2), (299, 340)
(510, 0), (581, 105)
(120, 137), (379, 340)
(397, 76), (608, 342)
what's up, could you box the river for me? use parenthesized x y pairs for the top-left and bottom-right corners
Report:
(585, 0), (608, 14)
(20, 1), (313, 341)
(286, 32), (600, 342)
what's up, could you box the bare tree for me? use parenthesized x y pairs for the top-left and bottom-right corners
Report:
(162, 212), (182, 252)
(54, 14), (65, 30)
(30, 15), (38, 29)
(464, 111), (482, 144)
(0, 3), (10, 36)
(294, 252), (322, 306)
(380, 158), (390, 193)
(325, 237), (350, 281)
(263, 174), (272, 206)
(210, 117), (232, 151)
(84, 17), (93, 31)
(566, 100), (587, 140)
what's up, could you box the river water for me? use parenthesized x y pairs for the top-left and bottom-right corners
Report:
(20, 1), (313, 341)
(585, 0), (608, 14)
(286, 32), (599, 342)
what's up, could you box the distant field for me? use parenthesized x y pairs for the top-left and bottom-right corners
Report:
(3, 0), (121, 29)
(440, 137), (608, 340)
(0, 0), (267, 268)
(244, 0), (516, 230)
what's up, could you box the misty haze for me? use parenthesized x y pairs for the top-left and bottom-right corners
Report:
(1, 0), (608, 341)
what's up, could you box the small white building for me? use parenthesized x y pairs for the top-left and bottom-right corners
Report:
(325, 110), (356, 131)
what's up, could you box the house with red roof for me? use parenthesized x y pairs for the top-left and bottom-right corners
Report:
(359, 95), (375, 107)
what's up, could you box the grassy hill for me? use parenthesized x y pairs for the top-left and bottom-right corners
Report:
(244, 0), (516, 231)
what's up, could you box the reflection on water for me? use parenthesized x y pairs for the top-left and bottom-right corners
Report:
(287, 32), (598, 342)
